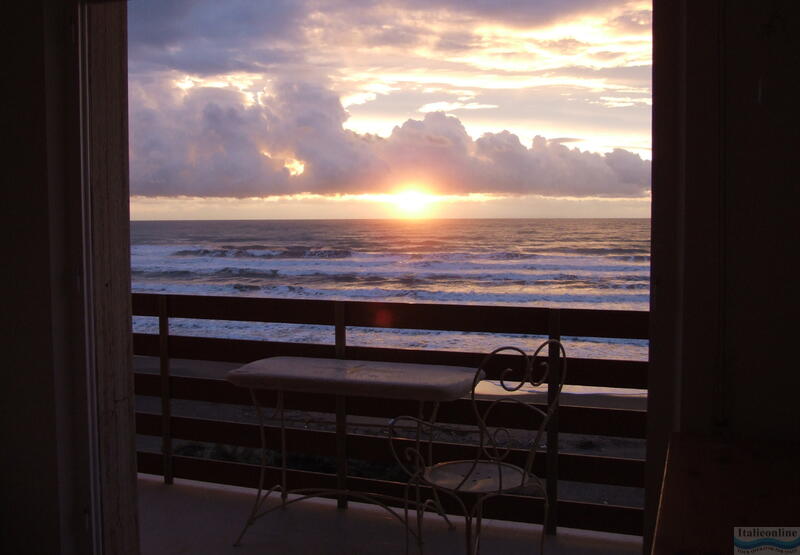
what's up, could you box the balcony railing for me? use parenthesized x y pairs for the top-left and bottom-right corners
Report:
(132, 292), (648, 536)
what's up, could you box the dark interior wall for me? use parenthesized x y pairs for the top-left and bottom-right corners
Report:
(721, 2), (798, 440)
(2, 2), (61, 550)
(671, 0), (800, 443)
(647, 0), (799, 548)
(2, 2), (92, 554)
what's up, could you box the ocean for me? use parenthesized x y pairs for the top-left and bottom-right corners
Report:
(131, 219), (650, 361)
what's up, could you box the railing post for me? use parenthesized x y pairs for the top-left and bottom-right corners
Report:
(546, 308), (561, 534)
(158, 295), (173, 484)
(334, 301), (346, 360)
(334, 301), (348, 508)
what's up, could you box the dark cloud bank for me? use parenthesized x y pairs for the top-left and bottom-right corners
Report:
(130, 81), (650, 199)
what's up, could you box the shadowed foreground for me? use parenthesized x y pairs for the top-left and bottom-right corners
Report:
(138, 474), (642, 555)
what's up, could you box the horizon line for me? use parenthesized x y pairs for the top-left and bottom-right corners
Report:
(130, 216), (652, 223)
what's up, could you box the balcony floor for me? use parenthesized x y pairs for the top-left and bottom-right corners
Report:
(138, 474), (642, 555)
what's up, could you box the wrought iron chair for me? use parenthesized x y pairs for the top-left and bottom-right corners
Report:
(389, 340), (566, 554)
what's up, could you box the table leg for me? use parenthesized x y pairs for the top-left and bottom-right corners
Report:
(278, 390), (287, 504)
(336, 395), (348, 509)
(233, 388), (270, 546)
(423, 401), (453, 530)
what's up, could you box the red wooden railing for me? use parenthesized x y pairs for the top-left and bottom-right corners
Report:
(132, 292), (648, 535)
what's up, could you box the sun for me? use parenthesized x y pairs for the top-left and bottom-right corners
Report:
(389, 189), (437, 218)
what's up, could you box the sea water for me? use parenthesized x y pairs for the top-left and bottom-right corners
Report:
(131, 219), (650, 360)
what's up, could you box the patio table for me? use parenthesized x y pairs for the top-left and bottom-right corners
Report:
(226, 355), (481, 546)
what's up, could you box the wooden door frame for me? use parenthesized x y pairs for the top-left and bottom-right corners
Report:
(82, 1), (139, 553)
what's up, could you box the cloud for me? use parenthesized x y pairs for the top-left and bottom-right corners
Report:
(609, 9), (653, 33)
(471, 128), (649, 197)
(128, 0), (305, 75)
(362, 24), (424, 47)
(537, 38), (589, 55)
(261, 82), (391, 193)
(434, 32), (480, 52)
(395, 0), (633, 27)
(130, 80), (650, 199)
(129, 0), (303, 47)
(418, 101), (499, 112)
(130, 86), (293, 197)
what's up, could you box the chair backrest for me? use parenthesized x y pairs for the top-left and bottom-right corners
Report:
(387, 340), (567, 490)
(470, 339), (567, 479)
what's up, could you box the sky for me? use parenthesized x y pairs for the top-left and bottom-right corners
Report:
(128, 0), (652, 220)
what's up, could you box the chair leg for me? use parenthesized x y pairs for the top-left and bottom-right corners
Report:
(429, 487), (473, 555)
(464, 513), (472, 555)
(415, 480), (425, 553)
(404, 476), (426, 554)
(431, 487), (455, 529)
(472, 499), (483, 555)
(470, 494), (498, 555)
(403, 481), (411, 555)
